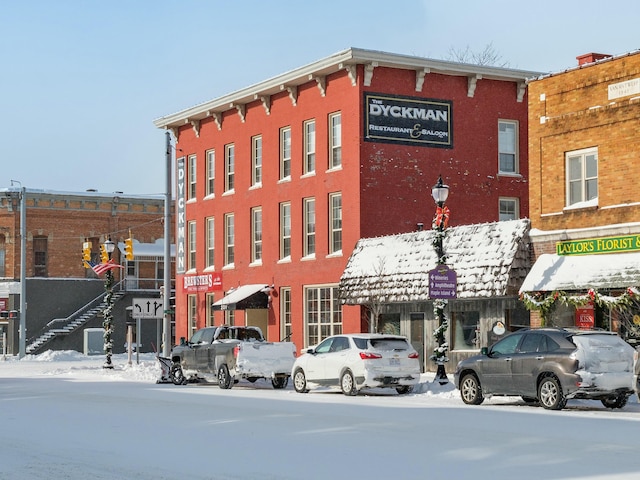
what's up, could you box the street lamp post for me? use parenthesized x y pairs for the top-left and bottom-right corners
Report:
(431, 175), (450, 384)
(102, 238), (116, 369)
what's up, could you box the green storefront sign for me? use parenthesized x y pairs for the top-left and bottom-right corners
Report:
(556, 234), (640, 255)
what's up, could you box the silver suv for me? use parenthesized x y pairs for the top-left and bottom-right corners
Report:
(454, 328), (636, 410)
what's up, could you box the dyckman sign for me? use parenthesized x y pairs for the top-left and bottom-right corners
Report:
(364, 93), (453, 148)
(556, 234), (640, 255)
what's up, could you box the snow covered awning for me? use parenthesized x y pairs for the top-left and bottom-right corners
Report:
(340, 219), (531, 305)
(211, 284), (271, 311)
(519, 252), (640, 293)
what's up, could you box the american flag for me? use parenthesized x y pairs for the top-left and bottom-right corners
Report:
(84, 259), (124, 276)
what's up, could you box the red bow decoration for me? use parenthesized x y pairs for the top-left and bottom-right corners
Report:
(434, 206), (450, 229)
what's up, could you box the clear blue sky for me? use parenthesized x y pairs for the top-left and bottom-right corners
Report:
(2, 0), (638, 195)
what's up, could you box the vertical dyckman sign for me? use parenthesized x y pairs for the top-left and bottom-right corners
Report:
(176, 157), (186, 274)
(364, 93), (453, 148)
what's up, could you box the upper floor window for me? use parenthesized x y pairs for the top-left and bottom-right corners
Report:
(188, 221), (196, 270)
(206, 217), (215, 268)
(303, 119), (316, 175)
(188, 154), (197, 199)
(329, 112), (342, 169)
(252, 135), (262, 187)
(329, 192), (342, 254)
(303, 197), (316, 257)
(280, 127), (291, 180)
(224, 213), (234, 266)
(499, 197), (519, 221)
(33, 236), (48, 277)
(498, 120), (518, 174)
(251, 207), (262, 264)
(225, 144), (235, 193)
(206, 150), (215, 197)
(280, 202), (291, 260)
(566, 148), (598, 207)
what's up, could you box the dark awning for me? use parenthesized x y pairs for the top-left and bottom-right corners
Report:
(211, 284), (270, 311)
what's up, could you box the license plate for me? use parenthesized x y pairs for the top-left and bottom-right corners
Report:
(389, 357), (400, 366)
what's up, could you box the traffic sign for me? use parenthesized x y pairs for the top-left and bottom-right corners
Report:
(132, 298), (163, 319)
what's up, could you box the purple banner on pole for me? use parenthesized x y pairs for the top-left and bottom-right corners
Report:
(428, 265), (457, 299)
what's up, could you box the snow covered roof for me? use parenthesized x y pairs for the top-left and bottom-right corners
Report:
(520, 252), (640, 293)
(212, 284), (271, 311)
(339, 219), (531, 305)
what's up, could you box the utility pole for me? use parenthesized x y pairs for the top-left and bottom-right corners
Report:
(162, 131), (172, 358)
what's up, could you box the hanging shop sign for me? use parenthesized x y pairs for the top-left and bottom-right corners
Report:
(428, 265), (457, 299)
(575, 304), (595, 330)
(183, 272), (223, 293)
(556, 233), (640, 255)
(364, 92), (453, 148)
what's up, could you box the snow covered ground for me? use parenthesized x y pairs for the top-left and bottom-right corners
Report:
(1, 351), (639, 479)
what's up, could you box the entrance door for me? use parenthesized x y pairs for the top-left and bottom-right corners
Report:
(409, 313), (425, 373)
(246, 309), (269, 340)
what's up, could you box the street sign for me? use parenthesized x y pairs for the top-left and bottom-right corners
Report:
(131, 298), (163, 319)
(428, 265), (457, 299)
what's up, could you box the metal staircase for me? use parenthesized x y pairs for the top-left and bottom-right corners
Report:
(26, 290), (126, 355)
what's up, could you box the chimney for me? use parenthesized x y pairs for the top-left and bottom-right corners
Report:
(576, 53), (612, 66)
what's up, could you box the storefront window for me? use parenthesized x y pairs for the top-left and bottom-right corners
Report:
(452, 311), (480, 350)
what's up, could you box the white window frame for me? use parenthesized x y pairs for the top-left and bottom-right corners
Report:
(280, 287), (292, 343)
(224, 213), (234, 267)
(303, 197), (316, 257)
(499, 197), (519, 221)
(303, 119), (316, 175)
(188, 154), (197, 200)
(206, 293), (215, 326)
(304, 285), (342, 348)
(280, 202), (291, 260)
(206, 149), (215, 197)
(329, 192), (342, 255)
(188, 294), (198, 337)
(280, 127), (291, 180)
(251, 207), (262, 264)
(498, 120), (519, 174)
(224, 144), (235, 193)
(206, 217), (214, 268)
(566, 147), (598, 207)
(188, 220), (196, 271)
(329, 112), (342, 170)
(252, 135), (262, 187)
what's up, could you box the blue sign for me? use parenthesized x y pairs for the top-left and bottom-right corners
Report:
(428, 265), (457, 299)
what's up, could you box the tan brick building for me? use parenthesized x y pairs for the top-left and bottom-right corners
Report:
(523, 50), (640, 345)
(0, 188), (174, 355)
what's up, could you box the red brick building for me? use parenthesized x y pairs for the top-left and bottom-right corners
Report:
(154, 48), (540, 351)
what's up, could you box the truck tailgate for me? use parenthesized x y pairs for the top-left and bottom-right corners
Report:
(235, 341), (296, 377)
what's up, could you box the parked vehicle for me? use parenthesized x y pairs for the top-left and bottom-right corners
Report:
(291, 333), (421, 396)
(169, 326), (296, 389)
(454, 328), (636, 410)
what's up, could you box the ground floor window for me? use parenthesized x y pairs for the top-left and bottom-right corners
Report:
(305, 285), (341, 347)
(280, 287), (292, 341)
(188, 295), (197, 337)
(452, 311), (480, 350)
(206, 293), (215, 326)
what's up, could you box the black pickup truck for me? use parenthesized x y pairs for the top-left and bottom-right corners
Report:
(169, 325), (296, 389)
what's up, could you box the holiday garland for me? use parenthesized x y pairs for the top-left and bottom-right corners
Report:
(520, 286), (640, 315)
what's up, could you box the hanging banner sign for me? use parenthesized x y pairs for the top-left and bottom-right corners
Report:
(176, 157), (186, 274)
(575, 304), (595, 330)
(428, 265), (457, 299)
(183, 272), (223, 293)
(364, 92), (453, 148)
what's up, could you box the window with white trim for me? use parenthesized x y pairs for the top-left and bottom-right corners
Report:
(206, 150), (215, 196)
(305, 285), (342, 347)
(188, 294), (197, 337)
(329, 112), (342, 169)
(566, 147), (598, 207)
(225, 144), (235, 193)
(206, 217), (214, 268)
(224, 213), (234, 266)
(499, 197), (519, 221)
(303, 119), (316, 175)
(303, 197), (315, 257)
(188, 221), (196, 270)
(206, 293), (215, 326)
(329, 192), (342, 254)
(280, 287), (292, 342)
(252, 135), (262, 186)
(251, 207), (262, 263)
(188, 154), (197, 199)
(280, 202), (291, 259)
(280, 127), (291, 180)
(498, 120), (518, 174)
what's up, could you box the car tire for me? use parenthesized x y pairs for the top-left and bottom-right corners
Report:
(293, 368), (308, 393)
(538, 374), (566, 410)
(217, 364), (233, 389)
(169, 363), (186, 385)
(396, 386), (413, 395)
(340, 370), (358, 396)
(271, 376), (289, 389)
(459, 373), (484, 405)
(601, 394), (628, 409)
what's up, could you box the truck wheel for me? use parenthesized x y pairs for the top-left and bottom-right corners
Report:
(169, 363), (186, 386)
(601, 394), (628, 409)
(293, 368), (308, 393)
(272, 376), (289, 389)
(217, 364), (233, 389)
